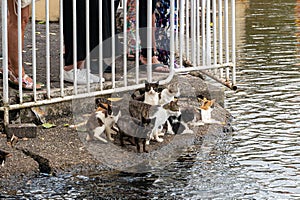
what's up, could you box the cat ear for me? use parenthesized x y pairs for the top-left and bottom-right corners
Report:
(210, 99), (216, 106)
(145, 80), (149, 84)
(156, 81), (159, 84)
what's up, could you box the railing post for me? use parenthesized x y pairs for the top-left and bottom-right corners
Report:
(46, 0), (51, 98)
(232, 0), (236, 85)
(179, 0), (185, 68)
(2, 0), (10, 126)
(224, 0), (230, 81)
(147, 0), (153, 82)
(218, 0), (224, 78)
(60, 0), (65, 97)
(201, 0), (206, 66)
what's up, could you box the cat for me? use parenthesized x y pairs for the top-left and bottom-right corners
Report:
(167, 108), (195, 135)
(146, 99), (182, 144)
(117, 115), (152, 153)
(128, 99), (181, 144)
(197, 97), (215, 123)
(0, 150), (12, 167)
(95, 98), (113, 114)
(85, 102), (120, 142)
(143, 80), (160, 105)
(159, 82), (180, 105)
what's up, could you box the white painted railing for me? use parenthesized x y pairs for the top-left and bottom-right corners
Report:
(0, 0), (236, 126)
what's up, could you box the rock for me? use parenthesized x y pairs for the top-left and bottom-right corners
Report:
(6, 123), (37, 139)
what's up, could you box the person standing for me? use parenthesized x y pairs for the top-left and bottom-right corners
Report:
(138, 0), (169, 72)
(63, 0), (121, 84)
(5, 0), (42, 89)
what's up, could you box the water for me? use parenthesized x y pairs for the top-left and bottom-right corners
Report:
(2, 0), (300, 199)
(224, 0), (300, 198)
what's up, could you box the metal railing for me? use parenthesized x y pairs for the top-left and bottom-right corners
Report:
(0, 0), (236, 126)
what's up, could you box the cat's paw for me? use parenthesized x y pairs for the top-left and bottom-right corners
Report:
(189, 121), (205, 126)
(146, 140), (150, 145)
(182, 129), (194, 134)
(94, 136), (108, 143)
(166, 130), (175, 135)
(156, 137), (164, 143)
(157, 131), (165, 136)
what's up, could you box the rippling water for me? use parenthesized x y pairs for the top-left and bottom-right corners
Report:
(2, 0), (300, 199)
(225, 0), (300, 198)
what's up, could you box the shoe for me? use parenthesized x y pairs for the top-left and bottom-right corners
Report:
(63, 69), (105, 85)
(89, 61), (113, 74)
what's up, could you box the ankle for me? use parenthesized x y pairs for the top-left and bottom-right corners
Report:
(64, 61), (85, 71)
(8, 67), (24, 78)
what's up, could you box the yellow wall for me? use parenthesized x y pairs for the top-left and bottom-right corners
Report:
(34, 0), (59, 21)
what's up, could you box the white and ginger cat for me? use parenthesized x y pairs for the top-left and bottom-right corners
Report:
(144, 80), (160, 105)
(198, 97), (215, 123)
(85, 101), (120, 143)
(159, 82), (180, 105)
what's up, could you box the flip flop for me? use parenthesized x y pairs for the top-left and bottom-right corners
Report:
(127, 53), (136, 61)
(7, 71), (43, 90)
(139, 63), (170, 73)
(153, 64), (170, 73)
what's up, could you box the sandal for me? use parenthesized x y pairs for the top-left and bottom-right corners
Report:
(127, 51), (136, 61)
(139, 55), (170, 73)
(139, 63), (170, 73)
(153, 64), (170, 73)
(8, 71), (42, 90)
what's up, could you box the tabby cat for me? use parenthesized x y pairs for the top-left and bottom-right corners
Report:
(117, 115), (152, 153)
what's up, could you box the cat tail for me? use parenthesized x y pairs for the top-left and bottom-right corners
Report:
(69, 121), (87, 129)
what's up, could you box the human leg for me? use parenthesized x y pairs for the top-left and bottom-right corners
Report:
(7, 0), (42, 89)
(138, 0), (169, 72)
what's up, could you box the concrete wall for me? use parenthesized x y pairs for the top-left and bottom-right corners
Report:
(35, 0), (59, 21)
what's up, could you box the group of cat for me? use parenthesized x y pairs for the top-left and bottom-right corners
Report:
(83, 81), (216, 153)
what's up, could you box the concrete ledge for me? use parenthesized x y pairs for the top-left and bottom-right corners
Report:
(6, 123), (37, 139)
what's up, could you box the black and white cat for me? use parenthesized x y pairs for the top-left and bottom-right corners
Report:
(167, 108), (195, 135)
(0, 150), (11, 167)
(144, 80), (160, 105)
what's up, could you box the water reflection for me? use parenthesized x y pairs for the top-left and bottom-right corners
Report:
(226, 0), (300, 198)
